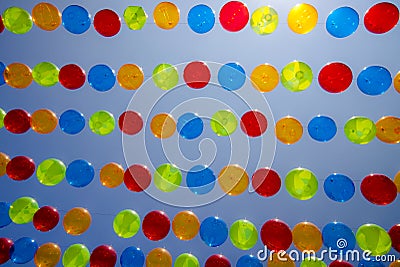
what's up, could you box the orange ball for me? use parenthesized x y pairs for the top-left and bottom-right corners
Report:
(275, 116), (303, 144)
(146, 248), (172, 267)
(4, 63), (33, 89)
(100, 163), (124, 188)
(394, 71), (400, 94)
(172, 210), (200, 240)
(250, 64), (279, 92)
(218, 165), (249, 196)
(268, 252), (295, 267)
(31, 109), (58, 134)
(63, 207), (91, 236)
(375, 116), (400, 144)
(32, 3), (61, 31)
(34, 242), (61, 267)
(292, 222), (323, 252)
(117, 64), (144, 90)
(153, 2), (180, 30)
(150, 113), (176, 138)
(0, 152), (10, 176)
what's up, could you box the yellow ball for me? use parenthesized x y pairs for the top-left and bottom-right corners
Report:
(287, 4), (318, 34)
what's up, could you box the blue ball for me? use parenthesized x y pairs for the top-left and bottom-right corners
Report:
(120, 246), (145, 267)
(0, 62), (5, 86)
(324, 174), (355, 202)
(357, 66), (392, 96)
(59, 109), (85, 135)
(62, 5), (91, 34)
(326, 7), (359, 38)
(358, 257), (385, 267)
(200, 216), (228, 247)
(88, 64), (116, 92)
(322, 222), (356, 253)
(0, 202), (11, 228)
(177, 113), (204, 139)
(186, 165), (216, 195)
(236, 255), (263, 267)
(188, 4), (215, 34)
(218, 63), (246, 91)
(308, 115), (337, 142)
(10, 237), (38, 264)
(66, 159), (95, 187)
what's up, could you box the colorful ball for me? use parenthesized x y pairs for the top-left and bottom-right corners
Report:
(2, 7), (33, 34)
(36, 158), (65, 186)
(66, 159), (95, 187)
(4, 63), (33, 89)
(6, 155), (35, 181)
(142, 210), (170, 241)
(356, 224), (392, 255)
(229, 219), (258, 250)
(59, 64), (86, 90)
(146, 248), (172, 267)
(285, 168), (318, 200)
(323, 173), (355, 202)
(200, 216), (228, 247)
(0, 238), (13, 264)
(3, 109), (31, 134)
(153, 2), (180, 30)
(218, 165), (249, 196)
(326, 7), (359, 38)
(93, 9), (121, 37)
(260, 219), (292, 251)
(268, 252), (295, 267)
(307, 115), (337, 142)
(10, 237), (38, 264)
(177, 112), (204, 139)
(123, 164), (152, 192)
(123, 6), (147, 30)
(32, 3), (61, 31)
(62, 244), (90, 267)
(62, 5), (91, 34)
(117, 64), (144, 90)
(395, 171), (400, 193)
(205, 254), (231, 267)
(89, 110), (115, 135)
(32, 206), (59, 232)
(59, 109), (85, 135)
(119, 110), (143, 135)
(329, 260), (353, 267)
(292, 222), (323, 252)
(322, 222), (356, 252)
(62, 207), (91, 235)
(364, 2), (399, 34)
(281, 61), (313, 92)
(31, 109), (58, 134)
(0, 62), (5, 85)
(34, 242), (61, 267)
(152, 63), (179, 90)
(388, 224), (400, 253)
(252, 168), (281, 197)
(300, 258), (326, 267)
(9, 197), (39, 224)
(218, 62), (246, 91)
(175, 253), (199, 267)
(100, 162), (124, 188)
(113, 209), (141, 238)
(154, 163), (182, 192)
(187, 5), (215, 34)
(250, 6), (279, 35)
(318, 62), (353, 93)
(32, 62), (59, 87)
(186, 165), (216, 195)
(183, 61), (211, 88)
(0, 16), (4, 34)
(0, 108), (5, 129)
(219, 1), (249, 32)
(88, 64), (116, 91)
(375, 116), (400, 144)
(360, 174), (397, 205)
(0, 152), (9, 177)
(236, 255), (262, 267)
(0, 202), (11, 228)
(287, 4), (318, 34)
(120, 246), (145, 267)
(240, 110), (268, 137)
(275, 116), (303, 144)
(394, 71), (400, 94)
(210, 110), (238, 136)
(344, 116), (376, 144)
(172, 210), (200, 241)
(250, 63), (279, 92)
(357, 66), (392, 96)
(90, 245), (117, 267)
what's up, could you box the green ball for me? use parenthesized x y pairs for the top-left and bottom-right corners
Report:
(62, 244), (90, 267)
(9, 196), (39, 224)
(344, 116), (376, 144)
(36, 158), (66, 186)
(32, 62), (59, 87)
(2, 7), (33, 34)
(356, 224), (392, 256)
(229, 219), (258, 250)
(152, 63), (179, 90)
(0, 108), (6, 129)
(300, 257), (326, 267)
(124, 6), (147, 30)
(89, 110), (115, 136)
(210, 110), (238, 136)
(174, 253), (200, 267)
(285, 168), (318, 200)
(113, 209), (141, 238)
(281, 61), (313, 92)
(154, 163), (182, 192)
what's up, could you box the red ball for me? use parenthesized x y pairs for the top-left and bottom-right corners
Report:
(0, 16), (4, 34)
(59, 64), (86, 90)
(318, 62), (353, 93)
(183, 61), (211, 89)
(118, 111), (143, 135)
(93, 9), (121, 37)
(388, 224), (400, 253)
(123, 164), (151, 192)
(360, 174), (397, 205)
(260, 219), (292, 251)
(4, 109), (31, 134)
(90, 245), (117, 267)
(6, 156), (35, 181)
(364, 2), (399, 34)
(205, 254), (231, 267)
(240, 110), (268, 137)
(219, 1), (249, 32)
(329, 260), (353, 267)
(252, 168), (281, 197)
(33, 206), (59, 232)
(0, 238), (13, 264)
(142, 210), (170, 241)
